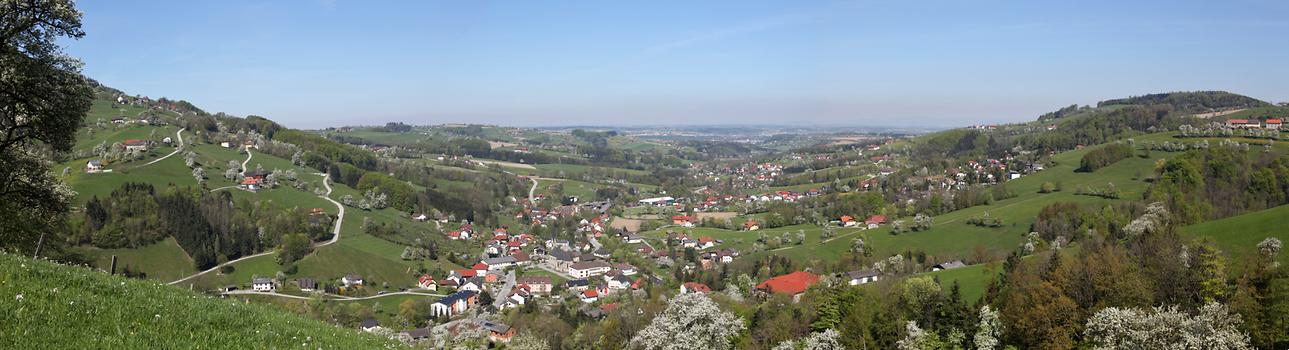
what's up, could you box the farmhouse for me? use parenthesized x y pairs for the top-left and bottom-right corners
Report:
(743, 219), (760, 231)
(252, 278), (274, 292)
(481, 320), (516, 343)
(341, 274), (364, 287)
(756, 271), (819, 302)
(86, 160), (104, 173)
(123, 139), (149, 152)
(1267, 119), (1283, 129)
(845, 270), (880, 285)
(865, 215), (887, 229)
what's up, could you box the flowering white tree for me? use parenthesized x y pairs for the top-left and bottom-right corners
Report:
(1084, 302), (1250, 350)
(1257, 237), (1282, 259)
(896, 321), (942, 350)
(974, 305), (1001, 350)
(1124, 202), (1169, 237)
(506, 332), (551, 350)
(632, 293), (744, 350)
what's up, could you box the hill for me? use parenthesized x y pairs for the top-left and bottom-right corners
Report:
(0, 252), (405, 349)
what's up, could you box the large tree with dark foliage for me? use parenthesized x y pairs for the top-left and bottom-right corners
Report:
(0, 0), (94, 256)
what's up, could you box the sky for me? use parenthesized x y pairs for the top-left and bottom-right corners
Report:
(65, 0), (1289, 129)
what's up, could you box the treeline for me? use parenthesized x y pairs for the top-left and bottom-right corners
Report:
(1148, 145), (1289, 224)
(77, 183), (332, 269)
(1078, 143), (1134, 172)
(1099, 91), (1268, 112)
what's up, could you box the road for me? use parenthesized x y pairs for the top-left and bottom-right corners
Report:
(168, 173), (345, 285)
(492, 270), (516, 308)
(239, 148), (253, 175)
(316, 173), (344, 246)
(138, 128), (185, 167)
(527, 177), (538, 202)
(222, 289), (446, 301)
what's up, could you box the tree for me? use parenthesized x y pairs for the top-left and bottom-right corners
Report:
(1084, 302), (1251, 349)
(277, 233), (312, 266)
(773, 329), (844, 350)
(0, 0), (94, 255)
(896, 321), (943, 350)
(1258, 237), (1282, 259)
(974, 305), (1001, 350)
(632, 293), (744, 350)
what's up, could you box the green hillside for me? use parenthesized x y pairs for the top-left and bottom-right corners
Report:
(0, 252), (405, 349)
(1184, 204), (1289, 263)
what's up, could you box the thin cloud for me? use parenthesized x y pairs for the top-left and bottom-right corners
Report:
(641, 14), (810, 55)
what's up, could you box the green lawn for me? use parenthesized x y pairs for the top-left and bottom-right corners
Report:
(1183, 204), (1289, 263)
(0, 252), (406, 348)
(82, 237), (195, 282)
(62, 152), (197, 204)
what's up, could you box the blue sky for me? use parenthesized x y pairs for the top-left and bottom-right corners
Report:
(66, 0), (1289, 128)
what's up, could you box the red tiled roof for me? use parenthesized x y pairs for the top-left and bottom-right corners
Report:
(682, 282), (711, 293)
(472, 263), (489, 270)
(756, 271), (819, 296)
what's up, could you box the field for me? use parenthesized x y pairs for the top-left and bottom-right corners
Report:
(0, 252), (406, 349)
(1183, 204), (1289, 263)
(82, 237), (195, 282)
(736, 135), (1185, 267)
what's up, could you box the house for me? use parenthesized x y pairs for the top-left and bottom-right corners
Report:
(219, 141), (232, 148)
(252, 278), (274, 292)
(932, 260), (967, 271)
(123, 139), (149, 152)
(697, 236), (716, 250)
(625, 234), (644, 244)
(580, 288), (601, 303)
(756, 271), (819, 302)
(240, 177), (262, 192)
(341, 274), (364, 287)
(399, 327), (432, 342)
(606, 274), (633, 290)
(86, 160), (104, 173)
(743, 220), (760, 231)
(360, 319), (382, 333)
(1267, 119), (1283, 129)
(840, 215), (857, 227)
(418, 275), (437, 290)
(296, 278), (317, 292)
(845, 270), (880, 285)
(865, 215), (887, 229)
(430, 290), (479, 318)
(569, 261), (611, 278)
(1227, 119), (1262, 129)
(672, 215), (696, 227)
(480, 321), (516, 343)
(680, 282), (711, 294)
(565, 279), (590, 292)
(458, 278), (483, 293)
(516, 276), (553, 295)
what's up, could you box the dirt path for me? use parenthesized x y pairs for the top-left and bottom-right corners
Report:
(138, 128), (185, 168)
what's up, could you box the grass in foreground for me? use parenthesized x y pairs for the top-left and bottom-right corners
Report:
(0, 252), (406, 349)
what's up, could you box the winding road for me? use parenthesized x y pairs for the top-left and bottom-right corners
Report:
(168, 173), (346, 286)
(239, 148), (253, 175)
(528, 177), (539, 202)
(222, 289), (446, 301)
(138, 128), (185, 167)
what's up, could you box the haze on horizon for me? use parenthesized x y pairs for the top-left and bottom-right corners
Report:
(67, 0), (1289, 129)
